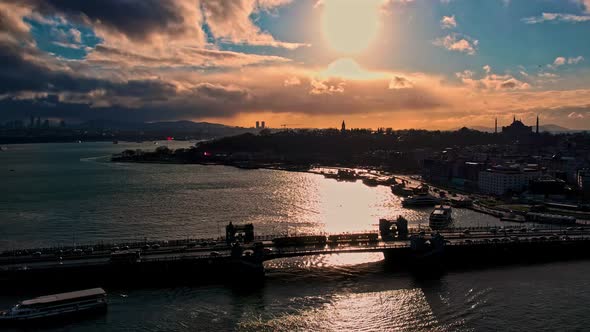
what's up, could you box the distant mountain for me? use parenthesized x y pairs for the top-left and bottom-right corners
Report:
(467, 126), (494, 133)
(77, 120), (237, 131)
(143, 121), (234, 131)
(462, 124), (574, 133)
(539, 124), (572, 133)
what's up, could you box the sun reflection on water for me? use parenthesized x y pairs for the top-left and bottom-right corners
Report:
(264, 172), (501, 238)
(238, 288), (447, 331)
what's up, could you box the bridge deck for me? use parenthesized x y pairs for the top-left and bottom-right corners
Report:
(1, 228), (590, 271)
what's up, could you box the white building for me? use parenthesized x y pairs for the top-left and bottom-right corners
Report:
(478, 166), (541, 195)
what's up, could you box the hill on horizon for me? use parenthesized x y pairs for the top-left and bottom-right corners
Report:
(76, 120), (239, 131)
(465, 124), (575, 133)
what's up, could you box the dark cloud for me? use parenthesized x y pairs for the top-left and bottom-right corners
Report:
(389, 76), (414, 89)
(192, 83), (249, 102)
(13, 0), (187, 42)
(500, 80), (517, 89)
(0, 42), (108, 94)
(0, 40), (180, 105)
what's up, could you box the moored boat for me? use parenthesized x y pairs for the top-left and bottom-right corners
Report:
(402, 194), (441, 207)
(336, 169), (358, 181)
(429, 205), (453, 230)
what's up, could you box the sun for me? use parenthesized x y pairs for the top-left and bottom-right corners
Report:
(321, 0), (382, 54)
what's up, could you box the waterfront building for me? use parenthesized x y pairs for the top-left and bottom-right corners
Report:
(478, 165), (541, 195)
(256, 121), (259, 129)
(261, 121), (265, 129)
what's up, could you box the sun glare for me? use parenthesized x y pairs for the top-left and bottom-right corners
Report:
(321, 0), (382, 54)
(320, 58), (386, 80)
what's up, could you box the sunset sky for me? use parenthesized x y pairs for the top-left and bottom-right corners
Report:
(1, 0), (590, 129)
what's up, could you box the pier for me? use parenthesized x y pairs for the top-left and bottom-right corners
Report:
(2, 223), (590, 289)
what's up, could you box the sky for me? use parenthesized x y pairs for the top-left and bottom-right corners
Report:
(1, 0), (590, 130)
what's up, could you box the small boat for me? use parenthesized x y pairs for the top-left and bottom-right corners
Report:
(449, 197), (473, 207)
(429, 205), (453, 230)
(402, 194), (441, 207)
(112, 140), (118, 144)
(500, 212), (525, 223)
(391, 183), (411, 196)
(336, 169), (358, 181)
(362, 176), (380, 187)
(0, 288), (107, 323)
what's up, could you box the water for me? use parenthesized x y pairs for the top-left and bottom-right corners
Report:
(0, 142), (588, 331)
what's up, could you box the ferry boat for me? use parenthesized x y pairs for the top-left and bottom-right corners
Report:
(429, 205), (453, 230)
(402, 194), (441, 207)
(0, 288), (107, 322)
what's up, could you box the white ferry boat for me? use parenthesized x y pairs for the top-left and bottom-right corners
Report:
(429, 205), (453, 230)
(0, 288), (107, 322)
(402, 194), (441, 207)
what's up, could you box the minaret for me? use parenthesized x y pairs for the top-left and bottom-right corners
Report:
(513, 115), (516, 123)
(341, 120), (346, 133)
(495, 118), (498, 134)
(536, 115), (539, 134)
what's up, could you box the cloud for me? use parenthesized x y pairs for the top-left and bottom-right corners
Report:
(7, 0), (306, 59)
(200, 0), (308, 49)
(568, 111), (585, 119)
(284, 76), (301, 86)
(440, 15), (457, 29)
(309, 78), (345, 95)
(388, 76), (414, 89)
(568, 56), (584, 64)
(0, 2), (35, 45)
(553, 57), (566, 67)
(69, 28), (81, 43)
(85, 45), (292, 69)
(16, 0), (206, 46)
(433, 33), (478, 55)
(522, 12), (590, 24)
(456, 67), (531, 91)
(538, 72), (559, 78)
(549, 56), (584, 69)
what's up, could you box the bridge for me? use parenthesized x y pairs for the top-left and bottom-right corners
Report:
(1, 224), (590, 288)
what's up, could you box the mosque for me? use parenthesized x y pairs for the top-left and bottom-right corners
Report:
(496, 115), (539, 139)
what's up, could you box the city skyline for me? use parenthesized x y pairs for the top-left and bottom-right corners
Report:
(1, 0), (590, 129)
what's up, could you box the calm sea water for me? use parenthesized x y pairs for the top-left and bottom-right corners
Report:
(0, 142), (588, 331)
